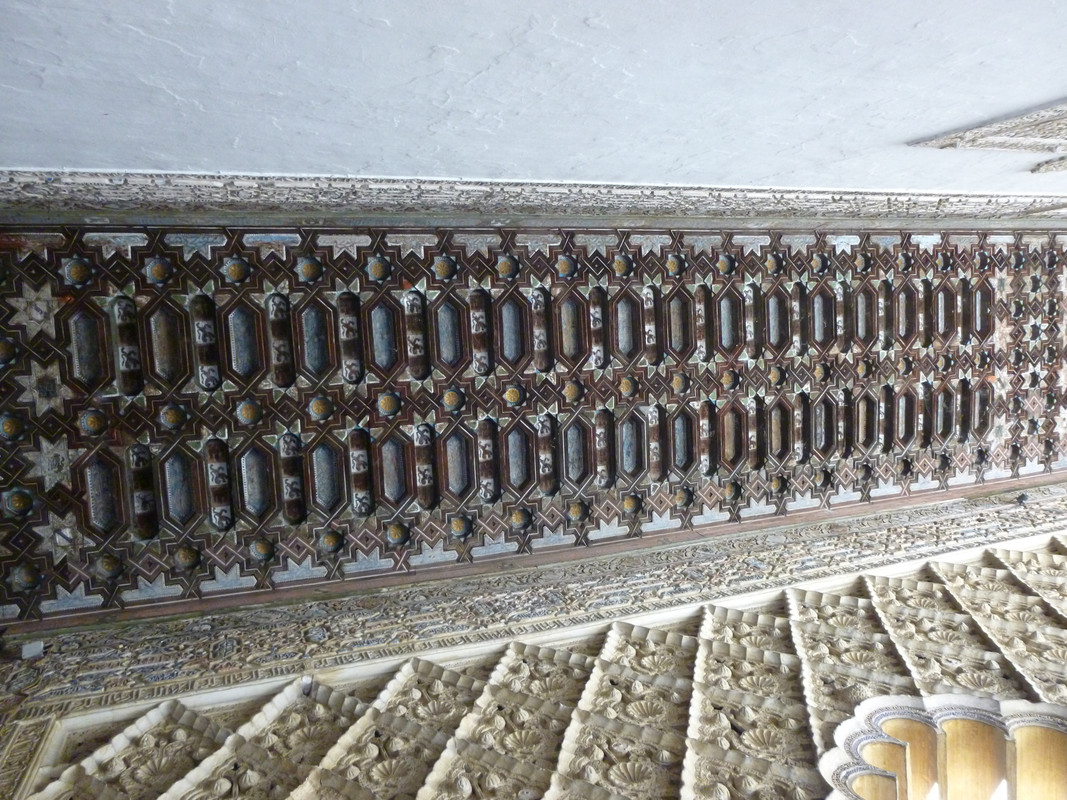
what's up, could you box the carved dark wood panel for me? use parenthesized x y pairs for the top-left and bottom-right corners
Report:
(0, 227), (1061, 624)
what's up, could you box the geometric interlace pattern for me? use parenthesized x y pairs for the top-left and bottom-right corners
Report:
(2, 225), (1067, 626)
(25, 538), (1067, 800)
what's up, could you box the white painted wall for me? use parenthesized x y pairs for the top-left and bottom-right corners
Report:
(3, 0), (1067, 193)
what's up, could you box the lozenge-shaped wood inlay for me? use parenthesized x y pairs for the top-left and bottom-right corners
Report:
(0, 225), (1061, 625)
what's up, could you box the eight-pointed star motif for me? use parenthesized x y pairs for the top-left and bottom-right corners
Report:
(25, 436), (81, 490)
(16, 361), (74, 415)
(32, 510), (86, 564)
(6, 281), (60, 339)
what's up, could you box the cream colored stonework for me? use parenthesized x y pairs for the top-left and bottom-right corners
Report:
(6, 482), (1067, 799)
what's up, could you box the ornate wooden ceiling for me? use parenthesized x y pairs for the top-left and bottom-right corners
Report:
(0, 225), (1063, 627)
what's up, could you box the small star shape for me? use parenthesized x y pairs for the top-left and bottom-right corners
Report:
(25, 436), (80, 490)
(7, 282), (59, 339)
(16, 361), (74, 415)
(33, 510), (86, 564)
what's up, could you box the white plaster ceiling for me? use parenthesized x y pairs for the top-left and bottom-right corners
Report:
(3, 0), (1067, 194)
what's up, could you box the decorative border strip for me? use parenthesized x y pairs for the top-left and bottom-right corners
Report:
(0, 719), (50, 800)
(915, 101), (1067, 174)
(5, 171), (1067, 222)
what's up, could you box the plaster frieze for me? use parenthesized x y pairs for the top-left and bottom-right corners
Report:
(7, 171), (1067, 224)
(11, 486), (1067, 798)
(917, 101), (1067, 174)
